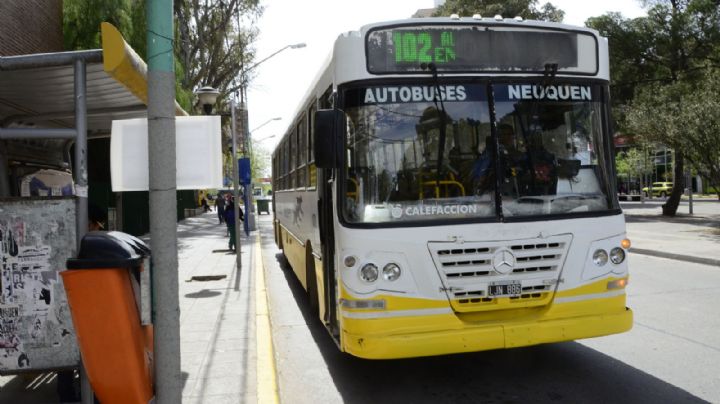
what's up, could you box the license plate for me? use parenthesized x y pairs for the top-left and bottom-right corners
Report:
(489, 281), (522, 297)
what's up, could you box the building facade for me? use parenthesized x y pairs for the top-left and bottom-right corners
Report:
(0, 0), (63, 56)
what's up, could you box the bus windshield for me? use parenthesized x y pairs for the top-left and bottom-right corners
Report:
(341, 82), (615, 224)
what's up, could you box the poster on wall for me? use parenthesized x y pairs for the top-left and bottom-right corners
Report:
(0, 197), (79, 373)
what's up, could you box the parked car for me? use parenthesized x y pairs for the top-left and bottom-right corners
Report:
(642, 182), (673, 197)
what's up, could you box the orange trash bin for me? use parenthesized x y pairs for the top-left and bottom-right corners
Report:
(62, 232), (153, 404)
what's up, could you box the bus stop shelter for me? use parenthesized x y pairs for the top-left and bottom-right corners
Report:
(0, 22), (184, 394)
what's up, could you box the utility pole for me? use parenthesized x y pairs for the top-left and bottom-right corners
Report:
(231, 98), (242, 270)
(147, 1), (182, 402)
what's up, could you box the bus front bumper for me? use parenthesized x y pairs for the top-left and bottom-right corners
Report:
(341, 306), (633, 360)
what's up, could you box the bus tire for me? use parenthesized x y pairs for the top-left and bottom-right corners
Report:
(275, 221), (283, 250)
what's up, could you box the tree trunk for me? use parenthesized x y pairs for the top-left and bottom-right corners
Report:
(662, 150), (685, 216)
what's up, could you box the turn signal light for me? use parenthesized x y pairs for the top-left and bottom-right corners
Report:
(621, 239), (631, 249)
(607, 278), (628, 290)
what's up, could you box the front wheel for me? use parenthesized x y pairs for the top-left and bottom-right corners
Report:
(660, 191), (667, 198)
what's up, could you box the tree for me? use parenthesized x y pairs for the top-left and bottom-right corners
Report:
(627, 69), (720, 200)
(616, 147), (654, 192)
(433, 0), (564, 22)
(587, 0), (720, 215)
(174, 0), (263, 103)
(63, 0), (133, 50)
(250, 143), (270, 179)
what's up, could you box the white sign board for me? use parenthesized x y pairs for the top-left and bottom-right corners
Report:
(110, 116), (223, 191)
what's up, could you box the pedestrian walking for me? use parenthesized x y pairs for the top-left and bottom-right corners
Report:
(216, 194), (225, 224)
(224, 200), (236, 252)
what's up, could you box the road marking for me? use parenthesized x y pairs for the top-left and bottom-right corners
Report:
(255, 235), (279, 404)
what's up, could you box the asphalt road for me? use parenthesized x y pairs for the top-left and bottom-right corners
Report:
(259, 215), (720, 404)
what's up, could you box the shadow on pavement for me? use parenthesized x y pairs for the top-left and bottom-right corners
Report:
(184, 289), (223, 299)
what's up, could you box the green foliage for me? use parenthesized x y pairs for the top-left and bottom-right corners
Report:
(174, 0), (263, 105)
(615, 147), (654, 180)
(434, 0), (564, 22)
(586, 13), (655, 106)
(126, 0), (147, 59)
(587, 0), (720, 114)
(626, 69), (720, 195)
(250, 143), (270, 179)
(174, 58), (194, 111)
(63, 0), (133, 50)
(586, 0), (720, 214)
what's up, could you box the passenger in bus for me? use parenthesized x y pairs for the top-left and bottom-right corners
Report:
(524, 134), (558, 195)
(472, 125), (524, 195)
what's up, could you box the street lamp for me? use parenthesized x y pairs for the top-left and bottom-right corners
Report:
(244, 43), (306, 76)
(240, 43), (305, 233)
(254, 133), (277, 143)
(250, 117), (281, 134)
(195, 86), (220, 115)
(195, 86), (242, 270)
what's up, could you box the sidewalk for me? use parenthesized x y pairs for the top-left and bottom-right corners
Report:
(622, 199), (720, 267)
(176, 211), (258, 403)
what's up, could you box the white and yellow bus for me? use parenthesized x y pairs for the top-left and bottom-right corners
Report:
(272, 16), (632, 359)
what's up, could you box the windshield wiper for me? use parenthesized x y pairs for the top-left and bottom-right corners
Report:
(517, 63), (558, 140)
(513, 63), (559, 190)
(421, 62), (448, 188)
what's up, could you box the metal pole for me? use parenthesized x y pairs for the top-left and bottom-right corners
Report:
(0, 144), (10, 197)
(687, 171), (693, 215)
(73, 58), (93, 404)
(230, 99), (242, 269)
(238, 44), (303, 233)
(147, 1), (182, 402)
(242, 85), (255, 233)
(0, 127), (77, 139)
(74, 59), (89, 266)
(0, 49), (102, 70)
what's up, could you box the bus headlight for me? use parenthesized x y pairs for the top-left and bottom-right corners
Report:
(593, 249), (608, 266)
(359, 263), (379, 283)
(382, 263), (401, 281)
(610, 247), (626, 264)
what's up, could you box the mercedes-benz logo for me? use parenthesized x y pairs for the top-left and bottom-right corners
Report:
(492, 249), (516, 274)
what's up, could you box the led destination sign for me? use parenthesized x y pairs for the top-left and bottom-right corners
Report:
(367, 25), (598, 74)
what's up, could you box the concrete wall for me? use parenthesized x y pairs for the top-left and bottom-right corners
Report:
(0, 0), (63, 56)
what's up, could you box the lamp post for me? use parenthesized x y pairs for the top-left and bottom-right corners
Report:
(251, 117), (281, 134)
(240, 43), (305, 232)
(195, 86), (220, 114)
(195, 87), (242, 270)
(254, 133), (277, 143)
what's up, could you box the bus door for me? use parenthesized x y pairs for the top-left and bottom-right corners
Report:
(316, 168), (339, 339)
(314, 109), (342, 340)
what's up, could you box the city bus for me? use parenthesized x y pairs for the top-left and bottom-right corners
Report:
(271, 16), (632, 359)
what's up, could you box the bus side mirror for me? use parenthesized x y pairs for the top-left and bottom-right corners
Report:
(314, 109), (344, 169)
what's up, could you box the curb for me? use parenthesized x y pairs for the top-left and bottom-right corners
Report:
(629, 248), (720, 268)
(255, 233), (279, 404)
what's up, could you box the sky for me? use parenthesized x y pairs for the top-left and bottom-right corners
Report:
(246, 0), (648, 152)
